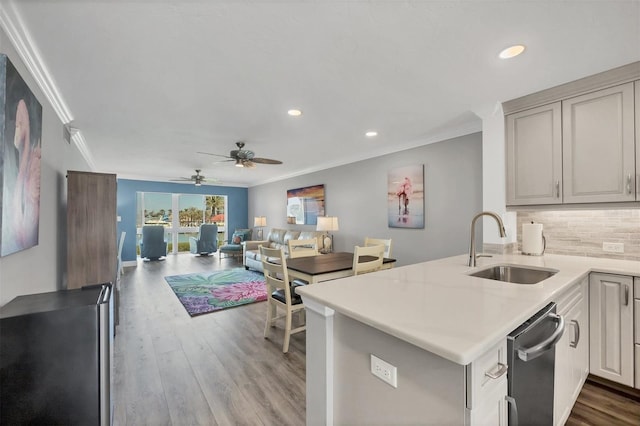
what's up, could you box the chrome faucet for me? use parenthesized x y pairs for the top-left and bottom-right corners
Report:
(468, 211), (506, 267)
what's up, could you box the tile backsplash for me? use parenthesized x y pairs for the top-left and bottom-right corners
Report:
(516, 209), (640, 261)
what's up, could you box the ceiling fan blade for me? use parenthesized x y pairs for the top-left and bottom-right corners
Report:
(251, 157), (283, 165)
(169, 177), (191, 181)
(241, 160), (257, 169)
(197, 151), (232, 159)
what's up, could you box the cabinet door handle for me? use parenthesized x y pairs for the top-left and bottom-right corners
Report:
(622, 284), (629, 306)
(555, 181), (560, 198)
(485, 362), (508, 379)
(627, 174), (632, 195)
(570, 319), (580, 348)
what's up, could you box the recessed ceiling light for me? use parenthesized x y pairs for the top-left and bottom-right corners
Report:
(287, 109), (302, 116)
(365, 130), (378, 137)
(499, 45), (526, 59)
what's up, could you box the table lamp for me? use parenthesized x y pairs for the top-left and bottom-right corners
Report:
(254, 216), (267, 239)
(316, 216), (339, 253)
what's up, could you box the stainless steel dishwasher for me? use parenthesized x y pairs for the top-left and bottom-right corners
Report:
(506, 302), (565, 426)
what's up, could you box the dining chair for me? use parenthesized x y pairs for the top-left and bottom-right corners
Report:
(260, 245), (306, 353)
(116, 231), (126, 279)
(364, 237), (392, 258)
(353, 244), (385, 276)
(288, 238), (319, 259)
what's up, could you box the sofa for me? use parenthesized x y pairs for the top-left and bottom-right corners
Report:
(243, 228), (324, 272)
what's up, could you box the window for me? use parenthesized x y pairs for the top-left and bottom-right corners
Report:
(137, 192), (227, 254)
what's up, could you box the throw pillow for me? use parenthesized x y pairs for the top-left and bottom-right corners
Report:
(232, 232), (245, 245)
(234, 228), (252, 242)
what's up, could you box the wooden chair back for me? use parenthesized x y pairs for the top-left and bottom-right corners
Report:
(364, 237), (392, 258)
(288, 238), (319, 258)
(353, 244), (385, 276)
(260, 245), (306, 353)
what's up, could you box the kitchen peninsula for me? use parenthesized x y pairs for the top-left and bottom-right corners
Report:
(296, 253), (640, 425)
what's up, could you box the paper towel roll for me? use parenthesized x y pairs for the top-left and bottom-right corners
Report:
(522, 223), (545, 255)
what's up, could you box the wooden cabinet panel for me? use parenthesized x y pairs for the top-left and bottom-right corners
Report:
(589, 273), (634, 386)
(67, 171), (117, 289)
(506, 102), (562, 206)
(562, 83), (636, 203)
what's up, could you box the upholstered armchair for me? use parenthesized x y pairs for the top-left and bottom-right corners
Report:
(219, 228), (252, 260)
(140, 225), (167, 260)
(189, 224), (218, 255)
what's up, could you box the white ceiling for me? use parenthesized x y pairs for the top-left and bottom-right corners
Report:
(2, 0), (639, 187)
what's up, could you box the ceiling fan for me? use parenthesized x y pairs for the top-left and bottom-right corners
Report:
(169, 169), (214, 186)
(198, 141), (283, 168)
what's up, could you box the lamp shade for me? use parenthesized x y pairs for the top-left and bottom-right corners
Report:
(254, 216), (267, 227)
(316, 216), (339, 232)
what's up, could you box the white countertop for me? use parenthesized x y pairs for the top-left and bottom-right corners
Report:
(296, 253), (640, 365)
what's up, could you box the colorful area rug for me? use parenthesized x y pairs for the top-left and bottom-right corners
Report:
(164, 268), (266, 316)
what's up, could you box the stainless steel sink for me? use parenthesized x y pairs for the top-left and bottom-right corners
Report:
(468, 265), (558, 284)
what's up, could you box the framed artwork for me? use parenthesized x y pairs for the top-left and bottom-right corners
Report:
(1, 54), (43, 257)
(286, 184), (325, 225)
(388, 164), (424, 229)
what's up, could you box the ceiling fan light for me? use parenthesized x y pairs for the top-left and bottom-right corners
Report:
(287, 109), (302, 117)
(195, 182), (202, 186)
(235, 159), (244, 168)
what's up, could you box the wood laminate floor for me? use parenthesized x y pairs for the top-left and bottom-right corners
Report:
(113, 254), (639, 425)
(113, 254), (306, 426)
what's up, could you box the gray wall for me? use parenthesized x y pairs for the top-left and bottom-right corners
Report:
(0, 29), (90, 306)
(332, 312), (465, 424)
(248, 132), (483, 266)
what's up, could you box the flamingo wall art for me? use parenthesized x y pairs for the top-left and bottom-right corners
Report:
(0, 54), (43, 257)
(387, 164), (424, 229)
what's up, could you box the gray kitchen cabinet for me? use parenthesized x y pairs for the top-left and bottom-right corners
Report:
(506, 102), (562, 205)
(504, 62), (640, 207)
(636, 82), (640, 200)
(562, 82), (636, 203)
(554, 277), (589, 426)
(635, 277), (640, 390)
(589, 272), (634, 387)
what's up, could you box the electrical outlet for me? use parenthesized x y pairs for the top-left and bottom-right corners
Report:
(603, 242), (624, 253)
(370, 354), (397, 388)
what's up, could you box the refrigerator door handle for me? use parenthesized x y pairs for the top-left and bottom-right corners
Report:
(517, 313), (565, 362)
(505, 395), (518, 426)
(99, 284), (112, 304)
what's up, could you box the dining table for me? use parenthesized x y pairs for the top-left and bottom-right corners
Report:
(286, 251), (396, 284)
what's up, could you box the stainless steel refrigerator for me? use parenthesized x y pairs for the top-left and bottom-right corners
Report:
(0, 283), (112, 425)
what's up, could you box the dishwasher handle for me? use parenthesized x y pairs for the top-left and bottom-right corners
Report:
(505, 395), (518, 426)
(517, 313), (565, 362)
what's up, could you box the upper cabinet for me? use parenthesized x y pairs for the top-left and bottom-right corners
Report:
(562, 83), (636, 203)
(636, 83), (640, 200)
(506, 102), (562, 205)
(504, 61), (640, 207)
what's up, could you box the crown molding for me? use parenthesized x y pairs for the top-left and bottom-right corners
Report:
(0, 0), (96, 170)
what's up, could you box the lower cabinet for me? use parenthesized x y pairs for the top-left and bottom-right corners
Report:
(554, 277), (589, 425)
(466, 340), (508, 425)
(589, 273), (635, 387)
(635, 277), (640, 390)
